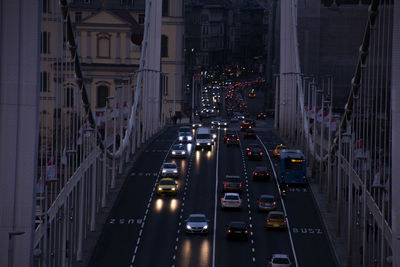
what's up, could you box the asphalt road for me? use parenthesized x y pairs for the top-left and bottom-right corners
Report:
(88, 83), (337, 267)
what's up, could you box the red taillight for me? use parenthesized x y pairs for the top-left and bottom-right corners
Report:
(228, 229), (231, 233)
(236, 138), (239, 141)
(227, 138), (230, 141)
(248, 152), (252, 155)
(260, 152), (263, 156)
(267, 218), (270, 222)
(245, 230), (248, 233)
(224, 182), (227, 187)
(259, 201), (262, 205)
(239, 183), (242, 187)
(222, 200), (225, 203)
(254, 172), (258, 176)
(284, 219), (287, 223)
(267, 172), (270, 175)
(238, 200), (242, 204)
(273, 202), (276, 206)
(303, 175), (306, 179)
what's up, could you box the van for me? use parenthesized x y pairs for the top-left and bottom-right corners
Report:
(178, 126), (193, 142)
(195, 127), (212, 150)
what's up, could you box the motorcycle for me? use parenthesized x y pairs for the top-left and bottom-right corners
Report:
(280, 183), (288, 198)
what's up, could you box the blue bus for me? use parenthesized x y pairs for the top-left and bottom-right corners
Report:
(280, 149), (307, 184)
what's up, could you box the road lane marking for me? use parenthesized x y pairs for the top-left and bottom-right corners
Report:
(257, 135), (299, 267)
(212, 128), (220, 267)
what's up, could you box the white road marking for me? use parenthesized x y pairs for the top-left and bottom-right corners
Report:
(257, 135), (299, 267)
(134, 246), (138, 254)
(212, 128), (220, 267)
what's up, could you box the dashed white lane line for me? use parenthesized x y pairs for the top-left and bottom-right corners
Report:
(136, 237), (140, 245)
(134, 246), (138, 254)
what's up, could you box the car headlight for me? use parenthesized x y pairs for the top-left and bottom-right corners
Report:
(162, 170), (166, 173)
(188, 136), (192, 140)
(158, 187), (162, 190)
(182, 151), (186, 154)
(213, 134), (217, 138)
(203, 225), (208, 229)
(192, 124), (195, 127)
(173, 170), (178, 173)
(196, 143), (200, 146)
(172, 151), (176, 154)
(186, 225), (192, 230)
(207, 143), (211, 145)
(199, 124), (202, 127)
(171, 187), (176, 190)
(179, 136), (183, 140)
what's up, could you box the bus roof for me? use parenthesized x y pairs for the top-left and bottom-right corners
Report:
(280, 149), (305, 159)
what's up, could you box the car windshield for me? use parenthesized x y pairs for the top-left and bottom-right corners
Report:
(226, 195), (239, 200)
(163, 163), (176, 168)
(230, 222), (246, 228)
(255, 167), (267, 172)
(269, 213), (284, 220)
(160, 180), (175, 185)
(197, 134), (210, 139)
(226, 177), (240, 182)
(172, 145), (184, 150)
(273, 258), (290, 264)
(188, 216), (205, 222)
(260, 196), (274, 202)
(179, 127), (191, 133)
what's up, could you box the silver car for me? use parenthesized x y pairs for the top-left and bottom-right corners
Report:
(171, 144), (187, 158)
(185, 214), (209, 234)
(161, 162), (178, 177)
(221, 193), (242, 209)
(268, 254), (292, 267)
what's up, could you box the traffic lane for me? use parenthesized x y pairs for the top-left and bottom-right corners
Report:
(258, 130), (337, 267)
(284, 189), (336, 267)
(240, 136), (294, 267)
(215, 136), (253, 267)
(175, 145), (217, 267)
(133, 141), (193, 267)
(88, 128), (178, 267)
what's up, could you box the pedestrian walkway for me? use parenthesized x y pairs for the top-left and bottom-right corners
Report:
(308, 178), (347, 267)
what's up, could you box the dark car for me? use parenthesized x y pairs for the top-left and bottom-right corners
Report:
(226, 221), (249, 240)
(240, 123), (253, 131)
(247, 147), (263, 160)
(252, 166), (271, 180)
(243, 128), (257, 139)
(223, 131), (236, 143)
(243, 119), (256, 127)
(246, 143), (261, 152)
(223, 175), (243, 193)
(257, 194), (277, 211)
(226, 134), (239, 146)
(257, 112), (267, 120)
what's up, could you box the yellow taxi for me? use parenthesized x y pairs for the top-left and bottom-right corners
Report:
(273, 144), (288, 159)
(156, 178), (178, 196)
(248, 89), (256, 98)
(265, 211), (287, 229)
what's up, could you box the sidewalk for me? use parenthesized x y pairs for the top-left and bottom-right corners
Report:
(308, 177), (347, 267)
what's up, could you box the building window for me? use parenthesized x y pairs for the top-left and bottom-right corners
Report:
(40, 72), (49, 92)
(202, 39), (208, 49)
(162, 75), (168, 96)
(42, 0), (51, 14)
(64, 87), (74, 108)
(162, 0), (169, 17)
(41, 31), (50, 54)
(97, 85), (109, 107)
(97, 33), (111, 58)
(161, 35), (168, 57)
(202, 26), (208, 35)
(75, 12), (82, 23)
(138, 14), (145, 25)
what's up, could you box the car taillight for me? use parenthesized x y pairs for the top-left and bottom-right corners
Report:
(260, 152), (263, 156)
(238, 200), (242, 204)
(224, 182), (227, 187)
(273, 202), (276, 206)
(253, 172), (257, 175)
(267, 218), (270, 223)
(267, 172), (270, 175)
(228, 229), (231, 233)
(236, 138), (239, 141)
(245, 230), (248, 233)
(222, 200), (225, 203)
(259, 201), (262, 205)
(227, 138), (230, 141)
(283, 219), (287, 223)
(248, 152), (252, 155)
(303, 175), (306, 179)
(239, 183), (242, 187)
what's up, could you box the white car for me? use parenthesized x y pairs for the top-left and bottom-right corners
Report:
(161, 162), (178, 177)
(268, 254), (292, 267)
(185, 214), (209, 234)
(218, 120), (228, 127)
(171, 144), (186, 158)
(221, 193), (242, 209)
